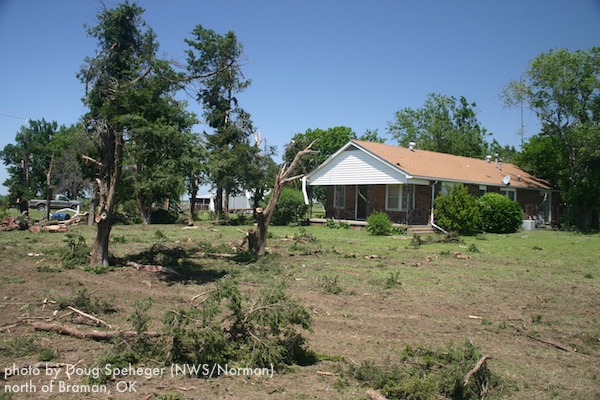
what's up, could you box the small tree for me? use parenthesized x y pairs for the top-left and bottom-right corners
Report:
(434, 184), (482, 235)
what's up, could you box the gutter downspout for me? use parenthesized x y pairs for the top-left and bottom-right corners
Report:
(430, 181), (448, 234)
(302, 176), (309, 205)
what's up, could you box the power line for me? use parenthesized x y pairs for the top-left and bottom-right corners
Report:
(0, 112), (27, 121)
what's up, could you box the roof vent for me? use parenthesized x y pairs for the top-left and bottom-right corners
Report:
(408, 142), (416, 151)
(486, 155), (492, 163)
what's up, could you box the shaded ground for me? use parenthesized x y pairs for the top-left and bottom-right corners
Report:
(0, 223), (599, 399)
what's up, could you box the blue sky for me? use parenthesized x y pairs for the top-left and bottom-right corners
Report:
(0, 0), (599, 196)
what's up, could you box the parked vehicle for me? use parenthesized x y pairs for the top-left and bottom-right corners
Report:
(28, 195), (83, 211)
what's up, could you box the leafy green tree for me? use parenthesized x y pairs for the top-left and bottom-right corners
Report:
(185, 25), (253, 222)
(0, 120), (90, 216)
(51, 124), (94, 199)
(78, 2), (164, 265)
(503, 47), (600, 230)
(121, 77), (198, 224)
(181, 132), (209, 222)
(358, 129), (386, 143)
(1, 120), (56, 202)
(387, 93), (491, 158)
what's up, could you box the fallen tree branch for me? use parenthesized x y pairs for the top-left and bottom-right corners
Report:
(126, 261), (183, 277)
(463, 354), (492, 386)
(31, 321), (160, 340)
(67, 306), (112, 329)
(515, 326), (572, 352)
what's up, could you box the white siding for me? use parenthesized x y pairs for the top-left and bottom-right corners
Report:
(309, 148), (410, 186)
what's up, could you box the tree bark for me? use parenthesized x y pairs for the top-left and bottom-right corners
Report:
(44, 154), (54, 221)
(136, 190), (151, 225)
(88, 122), (123, 267)
(250, 141), (317, 256)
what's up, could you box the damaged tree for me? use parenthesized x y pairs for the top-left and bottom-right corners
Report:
(78, 3), (156, 266)
(248, 141), (317, 256)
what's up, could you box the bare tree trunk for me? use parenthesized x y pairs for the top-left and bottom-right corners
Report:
(88, 181), (99, 226)
(44, 154), (54, 221)
(88, 123), (123, 267)
(188, 179), (198, 223)
(136, 191), (151, 225)
(250, 141), (317, 256)
(223, 189), (230, 222)
(214, 186), (223, 222)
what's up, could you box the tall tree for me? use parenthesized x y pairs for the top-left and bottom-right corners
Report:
(181, 132), (209, 223)
(78, 2), (161, 266)
(387, 93), (491, 158)
(503, 47), (600, 230)
(185, 25), (253, 222)
(120, 63), (198, 224)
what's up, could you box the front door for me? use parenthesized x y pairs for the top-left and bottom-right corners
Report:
(356, 185), (368, 220)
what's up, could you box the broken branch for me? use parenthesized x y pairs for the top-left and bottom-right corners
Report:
(31, 321), (160, 340)
(126, 261), (183, 277)
(515, 326), (572, 352)
(67, 306), (112, 329)
(463, 354), (492, 386)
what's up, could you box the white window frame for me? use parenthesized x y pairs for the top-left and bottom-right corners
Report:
(386, 185), (414, 211)
(500, 188), (517, 201)
(479, 185), (487, 196)
(334, 185), (345, 209)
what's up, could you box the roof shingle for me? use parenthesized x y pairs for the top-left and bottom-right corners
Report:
(352, 140), (551, 189)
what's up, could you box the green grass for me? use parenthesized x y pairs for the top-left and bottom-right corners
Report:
(0, 220), (598, 399)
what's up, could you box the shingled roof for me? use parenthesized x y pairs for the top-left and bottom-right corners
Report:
(351, 140), (551, 189)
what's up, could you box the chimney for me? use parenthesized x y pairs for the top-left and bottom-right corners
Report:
(494, 153), (499, 168)
(408, 142), (416, 151)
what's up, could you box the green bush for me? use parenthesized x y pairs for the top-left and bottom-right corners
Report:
(269, 187), (309, 226)
(366, 211), (394, 235)
(478, 192), (523, 233)
(434, 184), (482, 235)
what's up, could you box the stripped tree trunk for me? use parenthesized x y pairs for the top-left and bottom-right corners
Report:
(86, 122), (124, 267)
(250, 141), (317, 256)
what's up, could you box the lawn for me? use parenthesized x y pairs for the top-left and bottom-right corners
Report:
(0, 217), (598, 399)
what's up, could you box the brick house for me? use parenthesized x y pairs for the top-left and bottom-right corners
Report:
(304, 140), (560, 228)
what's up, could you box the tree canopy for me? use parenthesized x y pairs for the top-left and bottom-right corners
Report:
(387, 93), (491, 158)
(504, 47), (600, 230)
(185, 25), (256, 221)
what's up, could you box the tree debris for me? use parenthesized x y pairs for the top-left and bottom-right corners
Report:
(463, 354), (492, 386)
(515, 326), (572, 352)
(31, 321), (160, 340)
(126, 261), (183, 277)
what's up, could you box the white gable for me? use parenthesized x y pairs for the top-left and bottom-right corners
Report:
(308, 146), (411, 186)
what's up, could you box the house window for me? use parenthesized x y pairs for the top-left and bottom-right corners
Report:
(386, 185), (400, 210)
(479, 185), (487, 196)
(386, 185), (414, 211)
(334, 186), (345, 208)
(500, 188), (517, 201)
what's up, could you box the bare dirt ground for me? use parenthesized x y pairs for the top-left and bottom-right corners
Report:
(1, 223), (599, 399)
